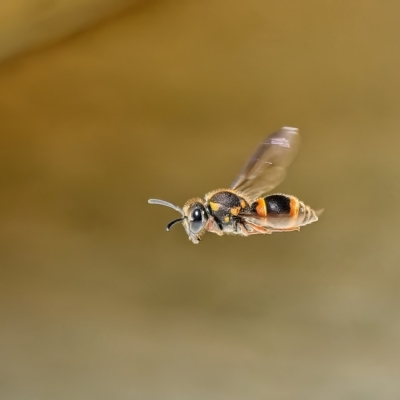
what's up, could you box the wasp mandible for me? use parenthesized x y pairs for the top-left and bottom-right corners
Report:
(149, 127), (320, 244)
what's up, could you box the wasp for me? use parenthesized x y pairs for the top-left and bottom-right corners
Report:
(148, 127), (320, 244)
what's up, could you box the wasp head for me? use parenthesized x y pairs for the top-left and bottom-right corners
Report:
(148, 198), (208, 244)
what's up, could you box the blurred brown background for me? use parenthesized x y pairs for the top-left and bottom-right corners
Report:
(0, 1), (400, 399)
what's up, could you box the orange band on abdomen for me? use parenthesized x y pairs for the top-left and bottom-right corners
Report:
(289, 197), (299, 219)
(255, 199), (267, 217)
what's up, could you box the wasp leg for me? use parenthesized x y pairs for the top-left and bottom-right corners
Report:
(268, 227), (301, 233)
(205, 217), (224, 236)
(237, 223), (251, 236)
(233, 217), (241, 234)
(238, 221), (272, 236)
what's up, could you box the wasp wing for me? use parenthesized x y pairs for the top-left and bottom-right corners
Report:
(230, 127), (300, 200)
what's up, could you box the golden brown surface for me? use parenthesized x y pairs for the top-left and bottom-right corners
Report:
(1, 1), (400, 399)
(0, 0), (138, 60)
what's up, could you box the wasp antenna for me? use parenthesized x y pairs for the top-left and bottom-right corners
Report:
(148, 198), (184, 216)
(166, 217), (184, 231)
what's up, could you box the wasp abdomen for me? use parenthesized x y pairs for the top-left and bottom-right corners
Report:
(251, 194), (318, 229)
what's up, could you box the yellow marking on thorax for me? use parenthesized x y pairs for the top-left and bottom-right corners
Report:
(230, 206), (241, 216)
(209, 202), (220, 211)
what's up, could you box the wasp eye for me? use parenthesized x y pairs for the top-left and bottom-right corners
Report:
(193, 209), (202, 221)
(190, 208), (204, 233)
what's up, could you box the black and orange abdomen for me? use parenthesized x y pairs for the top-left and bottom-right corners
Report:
(251, 194), (318, 229)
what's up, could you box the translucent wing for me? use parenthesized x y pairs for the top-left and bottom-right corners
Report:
(231, 127), (300, 200)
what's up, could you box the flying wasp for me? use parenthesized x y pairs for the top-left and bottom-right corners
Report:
(148, 127), (320, 244)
